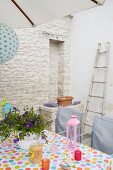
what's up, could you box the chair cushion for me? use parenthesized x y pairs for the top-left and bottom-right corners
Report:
(55, 106), (84, 136)
(91, 116), (113, 155)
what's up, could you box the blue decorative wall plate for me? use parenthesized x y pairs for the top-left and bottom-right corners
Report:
(0, 23), (19, 64)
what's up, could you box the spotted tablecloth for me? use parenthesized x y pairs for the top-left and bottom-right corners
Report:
(0, 131), (112, 170)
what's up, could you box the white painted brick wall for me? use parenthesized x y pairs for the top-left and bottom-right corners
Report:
(0, 17), (71, 110)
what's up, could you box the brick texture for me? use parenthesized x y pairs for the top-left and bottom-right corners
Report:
(0, 17), (71, 110)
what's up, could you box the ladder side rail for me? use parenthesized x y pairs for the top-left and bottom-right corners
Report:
(101, 42), (110, 116)
(83, 43), (101, 129)
(94, 43), (101, 66)
(88, 43), (101, 98)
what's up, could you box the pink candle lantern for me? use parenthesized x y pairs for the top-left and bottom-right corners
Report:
(67, 115), (80, 151)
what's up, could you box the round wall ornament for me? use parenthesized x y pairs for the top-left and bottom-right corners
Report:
(0, 23), (19, 64)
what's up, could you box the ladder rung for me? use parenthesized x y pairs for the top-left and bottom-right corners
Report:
(89, 95), (104, 99)
(84, 123), (92, 127)
(98, 51), (107, 54)
(92, 81), (107, 84)
(94, 66), (108, 69)
(87, 109), (102, 114)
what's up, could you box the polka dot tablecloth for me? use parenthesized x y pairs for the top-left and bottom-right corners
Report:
(0, 131), (112, 170)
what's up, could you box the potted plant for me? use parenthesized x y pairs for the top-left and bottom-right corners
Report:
(0, 106), (51, 149)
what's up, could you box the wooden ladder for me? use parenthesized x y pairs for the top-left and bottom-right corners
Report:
(83, 42), (110, 130)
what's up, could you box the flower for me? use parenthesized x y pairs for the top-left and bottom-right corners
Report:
(0, 106), (52, 142)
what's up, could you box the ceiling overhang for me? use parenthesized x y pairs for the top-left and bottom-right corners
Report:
(0, 0), (105, 28)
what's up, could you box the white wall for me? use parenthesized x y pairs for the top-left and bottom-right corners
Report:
(70, 0), (113, 118)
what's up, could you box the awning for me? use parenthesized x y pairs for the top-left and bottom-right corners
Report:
(0, 0), (105, 28)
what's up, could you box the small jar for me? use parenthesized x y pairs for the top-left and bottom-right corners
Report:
(42, 158), (50, 170)
(29, 143), (43, 164)
(74, 150), (82, 161)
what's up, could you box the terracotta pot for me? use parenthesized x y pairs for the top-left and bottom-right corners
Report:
(57, 96), (73, 107)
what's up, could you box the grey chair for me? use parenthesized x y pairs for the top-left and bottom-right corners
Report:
(55, 106), (84, 141)
(91, 116), (113, 155)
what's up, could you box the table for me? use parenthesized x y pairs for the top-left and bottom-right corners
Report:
(0, 131), (112, 170)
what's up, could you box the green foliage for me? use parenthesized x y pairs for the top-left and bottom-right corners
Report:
(0, 106), (51, 142)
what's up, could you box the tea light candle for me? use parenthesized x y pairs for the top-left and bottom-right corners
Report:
(74, 150), (82, 161)
(42, 158), (50, 170)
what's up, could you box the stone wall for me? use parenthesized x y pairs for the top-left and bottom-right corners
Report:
(0, 17), (71, 110)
